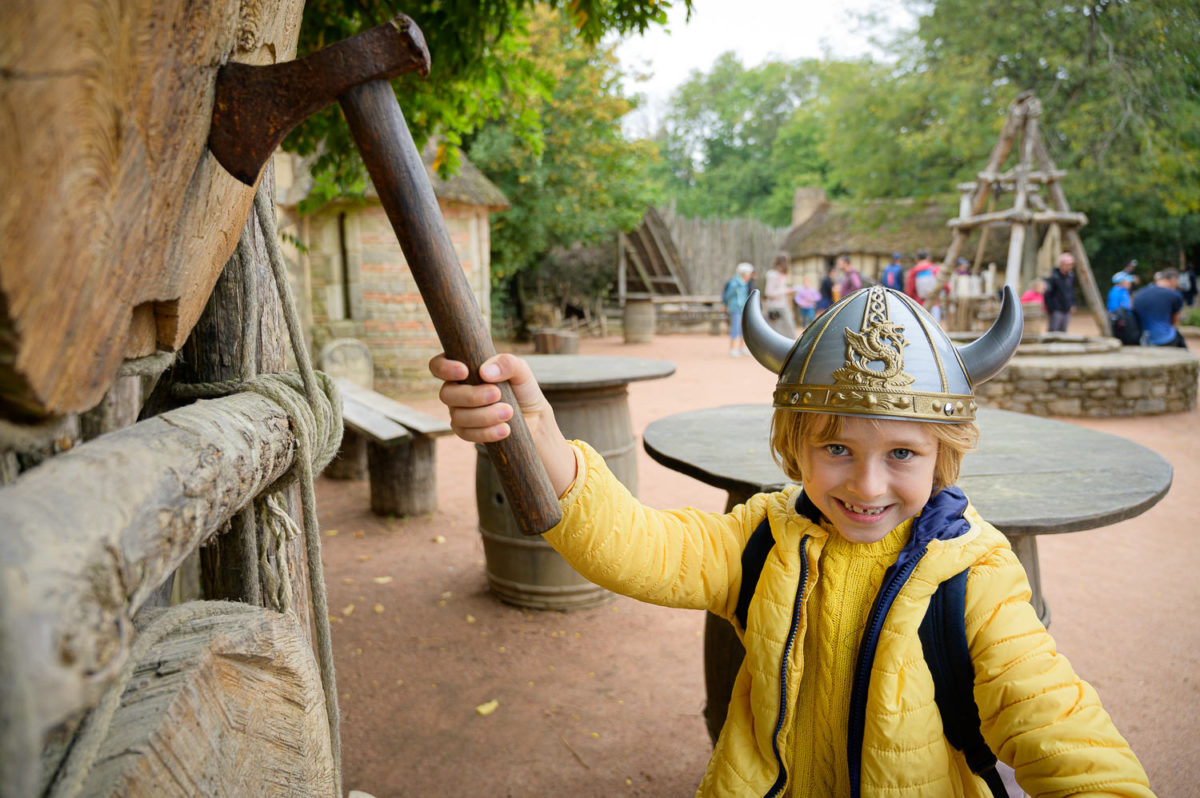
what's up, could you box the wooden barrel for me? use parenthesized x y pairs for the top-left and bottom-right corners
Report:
(476, 383), (637, 610)
(623, 298), (655, 343)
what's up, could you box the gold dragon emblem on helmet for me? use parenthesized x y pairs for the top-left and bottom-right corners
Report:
(832, 287), (916, 388)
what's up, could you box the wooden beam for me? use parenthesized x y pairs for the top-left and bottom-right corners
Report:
(0, 391), (298, 779)
(1029, 127), (1108, 333)
(948, 210), (1088, 229)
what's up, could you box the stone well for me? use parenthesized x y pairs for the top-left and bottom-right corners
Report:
(955, 333), (1199, 417)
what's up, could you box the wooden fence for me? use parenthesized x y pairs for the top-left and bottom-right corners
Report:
(657, 205), (790, 295)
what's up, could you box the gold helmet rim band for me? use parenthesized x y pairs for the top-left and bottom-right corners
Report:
(773, 384), (978, 422)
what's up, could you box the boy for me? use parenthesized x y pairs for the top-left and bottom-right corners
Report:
(430, 286), (1153, 797)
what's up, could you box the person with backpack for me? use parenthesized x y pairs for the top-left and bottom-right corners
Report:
(881, 252), (905, 292)
(904, 248), (939, 307)
(722, 262), (755, 357)
(430, 284), (1153, 798)
(1108, 272), (1142, 346)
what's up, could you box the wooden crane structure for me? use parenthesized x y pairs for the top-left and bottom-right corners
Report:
(938, 91), (1108, 334)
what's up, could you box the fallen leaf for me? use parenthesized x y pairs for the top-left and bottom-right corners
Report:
(356, 554), (370, 562)
(342, 578), (356, 585)
(373, 576), (393, 584)
(465, 614), (476, 623)
(325, 529), (339, 537)
(591, 732), (600, 739)
(441, 591), (453, 599)
(373, 604), (384, 614)
(475, 700), (499, 716)
(432, 535), (446, 544)
(353, 531), (365, 539)
(341, 604), (355, 616)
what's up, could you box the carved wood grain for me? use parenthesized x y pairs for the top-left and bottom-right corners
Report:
(0, 0), (304, 418)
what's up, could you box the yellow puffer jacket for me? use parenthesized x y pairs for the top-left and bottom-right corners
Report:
(545, 442), (1154, 798)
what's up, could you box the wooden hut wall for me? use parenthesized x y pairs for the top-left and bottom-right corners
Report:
(658, 206), (789, 294)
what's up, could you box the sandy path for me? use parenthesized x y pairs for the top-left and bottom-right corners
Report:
(320, 327), (1198, 797)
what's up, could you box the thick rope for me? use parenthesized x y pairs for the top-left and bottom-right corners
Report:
(236, 225), (263, 606)
(254, 186), (345, 796)
(45, 184), (345, 797)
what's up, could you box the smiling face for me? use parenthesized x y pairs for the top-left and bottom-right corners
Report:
(797, 416), (939, 544)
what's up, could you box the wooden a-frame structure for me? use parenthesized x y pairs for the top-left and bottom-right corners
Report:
(938, 91), (1108, 334)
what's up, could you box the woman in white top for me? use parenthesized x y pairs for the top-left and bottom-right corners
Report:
(763, 253), (796, 338)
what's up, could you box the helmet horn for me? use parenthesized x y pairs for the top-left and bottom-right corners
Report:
(742, 290), (794, 373)
(957, 285), (1023, 386)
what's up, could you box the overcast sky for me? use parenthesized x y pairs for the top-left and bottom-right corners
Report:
(615, 0), (917, 134)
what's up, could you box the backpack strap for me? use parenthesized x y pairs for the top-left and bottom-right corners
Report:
(734, 516), (1008, 796)
(734, 516), (773, 631)
(919, 568), (1009, 798)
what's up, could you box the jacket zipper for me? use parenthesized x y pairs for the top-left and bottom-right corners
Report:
(845, 546), (930, 798)
(764, 535), (809, 798)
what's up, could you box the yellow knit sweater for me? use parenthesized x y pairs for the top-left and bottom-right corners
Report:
(791, 522), (910, 796)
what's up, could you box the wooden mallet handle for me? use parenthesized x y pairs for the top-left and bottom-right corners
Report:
(339, 80), (562, 535)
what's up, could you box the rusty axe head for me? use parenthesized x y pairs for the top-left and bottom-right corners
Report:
(208, 15), (430, 185)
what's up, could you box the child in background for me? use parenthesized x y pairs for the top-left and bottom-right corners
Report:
(793, 276), (820, 328)
(430, 285), (1153, 797)
(1020, 277), (1046, 306)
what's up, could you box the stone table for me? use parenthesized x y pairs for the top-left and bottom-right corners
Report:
(477, 355), (676, 610)
(641, 403), (1174, 740)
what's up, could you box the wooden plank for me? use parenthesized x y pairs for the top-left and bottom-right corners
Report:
(335, 378), (451, 437)
(341, 395), (411, 445)
(0, 0), (306, 418)
(70, 605), (335, 797)
(0, 392), (298, 792)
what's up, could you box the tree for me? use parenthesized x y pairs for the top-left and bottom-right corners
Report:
(286, 0), (690, 207)
(648, 53), (826, 226)
(889, 0), (1200, 268)
(464, 7), (654, 326)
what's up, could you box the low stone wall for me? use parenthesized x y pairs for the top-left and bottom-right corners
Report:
(975, 346), (1198, 417)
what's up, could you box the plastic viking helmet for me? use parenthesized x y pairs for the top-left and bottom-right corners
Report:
(743, 285), (1022, 423)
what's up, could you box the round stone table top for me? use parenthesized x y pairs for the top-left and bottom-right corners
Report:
(524, 355), (676, 392)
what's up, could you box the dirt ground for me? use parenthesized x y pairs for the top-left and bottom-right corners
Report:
(319, 322), (1199, 798)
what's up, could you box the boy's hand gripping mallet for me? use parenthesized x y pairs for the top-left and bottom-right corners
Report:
(208, 15), (562, 535)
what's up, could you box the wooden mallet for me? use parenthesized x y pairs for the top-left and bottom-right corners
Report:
(208, 15), (561, 535)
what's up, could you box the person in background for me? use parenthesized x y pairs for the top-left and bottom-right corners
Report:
(881, 252), (905, 291)
(1122, 259), (1141, 287)
(1043, 252), (1077, 332)
(1134, 269), (1187, 347)
(1020, 278), (1047, 306)
(816, 262), (839, 317)
(763, 253), (797, 339)
(722, 262), (755, 357)
(1107, 272), (1134, 312)
(839, 255), (864, 298)
(904, 249), (938, 307)
(793, 275), (820, 328)
(1178, 262), (1197, 307)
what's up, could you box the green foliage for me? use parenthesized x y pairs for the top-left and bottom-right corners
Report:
(897, 0), (1200, 265)
(467, 7), (655, 317)
(286, 0), (688, 208)
(646, 54), (826, 226)
(644, 0), (1200, 269)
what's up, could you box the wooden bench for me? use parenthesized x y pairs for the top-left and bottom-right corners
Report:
(326, 378), (453, 517)
(651, 294), (727, 334)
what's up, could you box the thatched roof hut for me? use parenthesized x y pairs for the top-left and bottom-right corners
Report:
(782, 189), (1010, 282)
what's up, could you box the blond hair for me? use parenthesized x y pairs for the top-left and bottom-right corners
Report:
(770, 410), (978, 492)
